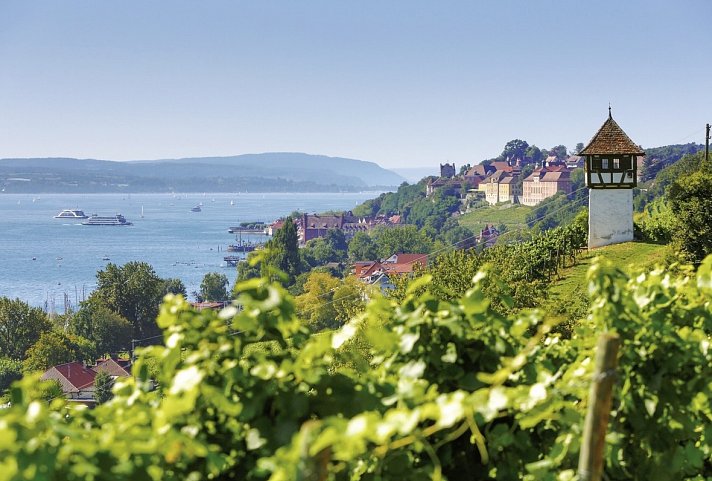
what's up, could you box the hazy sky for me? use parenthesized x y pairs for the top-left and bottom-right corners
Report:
(1, 1), (710, 168)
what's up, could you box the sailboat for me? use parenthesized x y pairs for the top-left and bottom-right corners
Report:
(140, 205), (144, 218)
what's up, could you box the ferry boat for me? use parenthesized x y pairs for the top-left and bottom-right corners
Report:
(54, 209), (88, 219)
(82, 214), (132, 226)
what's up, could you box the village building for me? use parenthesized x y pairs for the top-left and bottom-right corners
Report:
(521, 165), (573, 206)
(484, 170), (521, 205)
(41, 362), (97, 403)
(41, 358), (133, 405)
(353, 253), (428, 291)
(476, 224), (500, 248)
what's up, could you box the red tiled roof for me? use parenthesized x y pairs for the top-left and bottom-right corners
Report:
(52, 362), (96, 390)
(580, 114), (645, 156)
(390, 253), (427, 265)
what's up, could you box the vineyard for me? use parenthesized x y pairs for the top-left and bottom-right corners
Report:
(0, 253), (710, 480)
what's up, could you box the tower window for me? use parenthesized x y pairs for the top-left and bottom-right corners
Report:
(613, 158), (620, 170)
(601, 158), (609, 170)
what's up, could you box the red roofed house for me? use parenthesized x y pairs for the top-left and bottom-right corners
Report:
(354, 253), (428, 291)
(42, 362), (96, 402)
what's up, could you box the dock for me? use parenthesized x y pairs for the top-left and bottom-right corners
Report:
(228, 226), (268, 234)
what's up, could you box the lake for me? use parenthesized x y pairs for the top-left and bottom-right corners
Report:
(0, 192), (378, 311)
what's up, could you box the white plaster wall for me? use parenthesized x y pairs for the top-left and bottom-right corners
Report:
(588, 189), (634, 248)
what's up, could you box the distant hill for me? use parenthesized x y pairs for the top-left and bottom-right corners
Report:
(391, 167), (438, 184)
(0, 153), (406, 193)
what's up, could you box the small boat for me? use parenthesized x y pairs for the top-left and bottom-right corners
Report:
(140, 205), (144, 218)
(230, 200), (235, 206)
(191, 205), (202, 212)
(54, 209), (88, 219)
(82, 214), (132, 226)
(102, 256), (111, 261)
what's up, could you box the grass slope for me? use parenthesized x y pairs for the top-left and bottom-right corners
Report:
(457, 204), (533, 233)
(545, 241), (668, 329)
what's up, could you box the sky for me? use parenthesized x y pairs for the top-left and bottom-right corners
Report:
(1, 1), (710, 169)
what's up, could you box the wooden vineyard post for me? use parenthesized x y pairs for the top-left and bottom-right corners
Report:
(578, 333), (621, 481)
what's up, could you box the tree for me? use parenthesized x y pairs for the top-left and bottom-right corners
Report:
(263, 216), (301, 284)
(668, 169), (712, 264)
(332, 276), (367, 324)
(0, 357), (22, 393)
(23, 331), (96, 373)
(525, 145), (543, 165)
(162, 278), (187, 297)
(294, 272), (340, 331)
(573, 142), (585, 155)
(501, 139), (529, 163)
(70, 301), (132, 356)
(94, 370), (114, 404)
(549, 145), (568, 160)
(91, 262), (165, 339)
(348, 231), (377, 261)
(0, 297), (51, 360)
(371, 225), (432, 259)
(200, 272), (230, 302)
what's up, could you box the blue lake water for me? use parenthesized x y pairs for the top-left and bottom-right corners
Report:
(0, 192), (377, 311)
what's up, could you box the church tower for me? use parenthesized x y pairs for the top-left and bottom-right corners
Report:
(580, 109), (645, 248)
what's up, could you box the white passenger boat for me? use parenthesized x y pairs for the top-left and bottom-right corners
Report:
(54, 209), (88, 219)
(82, 214), (133, 226)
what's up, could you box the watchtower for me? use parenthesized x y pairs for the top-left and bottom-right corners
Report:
(580, 109), (644, 248)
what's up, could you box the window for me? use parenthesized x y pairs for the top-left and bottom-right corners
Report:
(602, 158), (609, 170)
(613, 158), (620, 170)
(592, 157), (601, 170)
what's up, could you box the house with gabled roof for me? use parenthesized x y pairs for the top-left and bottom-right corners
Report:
(41, 362), (96, 402)
(92, 357), (132, 379)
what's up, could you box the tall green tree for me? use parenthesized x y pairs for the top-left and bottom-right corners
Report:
(294, 271), (340, 331)
(199, 272), (230, 302)
(263, 216), (301, 283)
(348, 231), (378, 261)
(162, 278), (187, 297)
(0, 357), (22, 393)
(502, 139), (529, 163)
(90, 262), (165, 339)
(0, 297), (51, 360)
(69, 301), (133, 356)
(549, 144), (568, 160)
(94, 371), (114, 404)
(23, 331), (96, 372)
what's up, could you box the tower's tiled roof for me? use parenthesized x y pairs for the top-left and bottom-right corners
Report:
(580, 113), (644, 156)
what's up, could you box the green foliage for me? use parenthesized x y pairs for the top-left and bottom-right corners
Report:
(22, 330), (96, 373)
(398, 212), (588, 315)
(668, 168), (712, 264)
(371, 225), (433, 259)
(0, 297), (51, 360)
(0, 254), (709, 481)
(634, 198), (676, 244)
(301, 229), (348, 269)
(94, 371), (114, 404)
(69, 301), (132, 356)
(199, 272), (230, 302)
(501, 139), (529, 163)
(262, 216), (301, 284)
(634, 151), (705, 211)
(91, 261), (167, 339)
(639, 143), (706, 182)
(348, 231), (378, 261)
(162, 278), (187, 297)
(295, 271), (340, 331)
(332, 276), (367, 325)
(0, 357), (22, 393)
